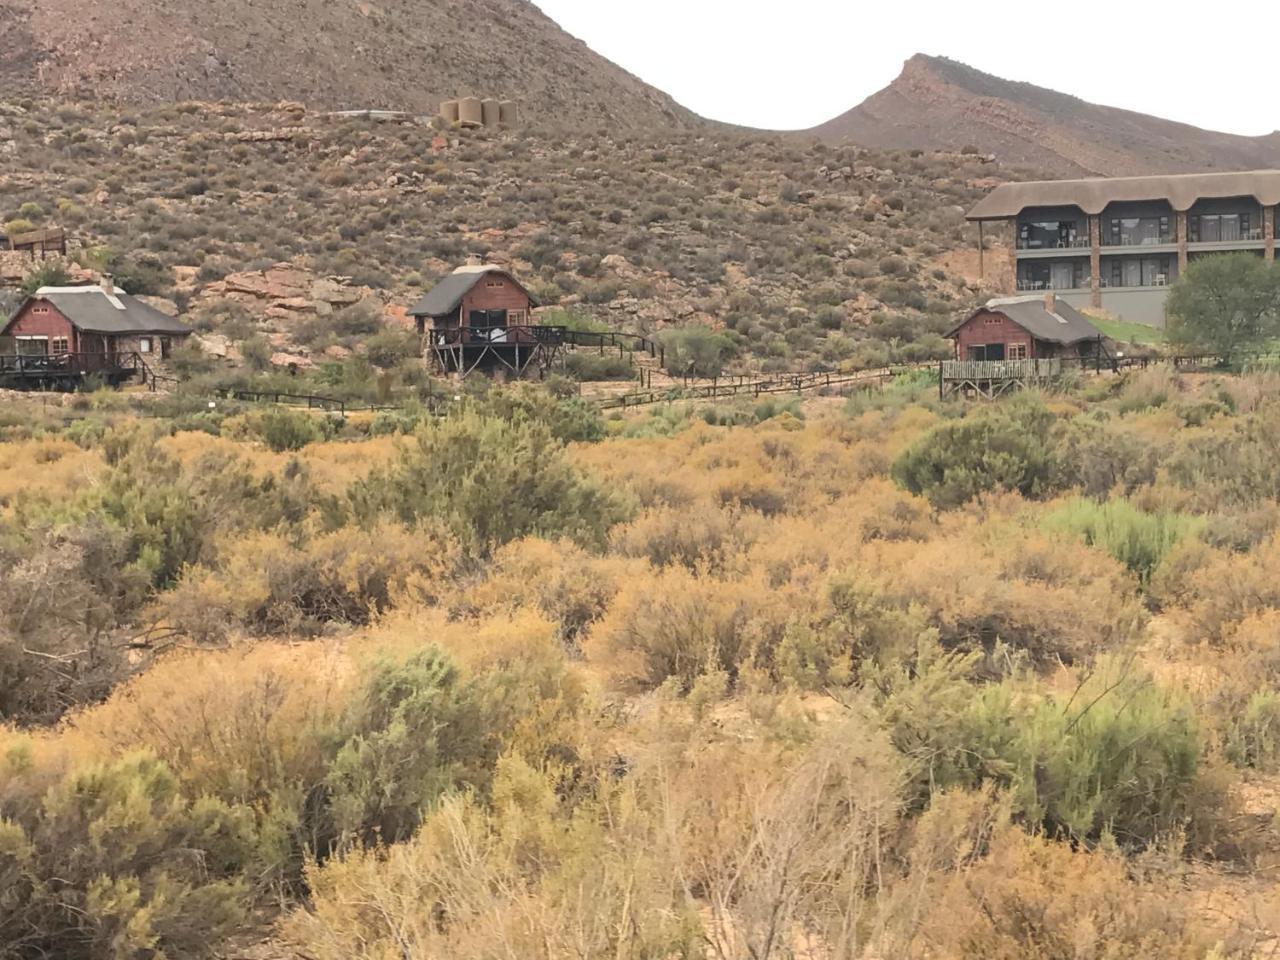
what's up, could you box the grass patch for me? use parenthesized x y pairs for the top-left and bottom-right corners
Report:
(1089, 315), (1167, 347)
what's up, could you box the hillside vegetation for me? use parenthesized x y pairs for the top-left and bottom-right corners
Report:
(4, 368), (1280, 956)
(0, 98), (1011, 372)
(0, 0), (697, 130)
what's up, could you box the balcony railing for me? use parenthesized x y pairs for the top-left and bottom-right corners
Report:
(1015, 237), (1092, 251)
(1101, 234), (1176, 248)
(1190, 227), (1264, 243)
(1016, 279), (1085, 292)
(1016, 275), (1175, 292)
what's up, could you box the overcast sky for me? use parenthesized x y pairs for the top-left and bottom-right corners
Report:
(534, 0), (1280, 137)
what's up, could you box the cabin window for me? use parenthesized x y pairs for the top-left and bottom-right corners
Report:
(983, 316), (1002, 325)
(1007, 343), (1028, 360)
(139, 337), (153, 353)
(32, 306), (49, 315)
(485, 280), (504, 288)
(50, 337), (69, 355)
(509, 310), (525, 324)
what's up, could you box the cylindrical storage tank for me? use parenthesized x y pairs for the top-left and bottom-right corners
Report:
(499, 100), (518, 126)
(481, 98), (500, 126)
(439, 99), (460, 123)
(458, 97), (482, 126)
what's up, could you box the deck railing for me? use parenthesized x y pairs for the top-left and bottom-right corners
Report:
(429, 324), (568, 347)
(941, 358), (1064, 380)
(0, 351), (139, 377)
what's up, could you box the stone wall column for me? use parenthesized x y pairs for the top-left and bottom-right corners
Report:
(1176, 210), (1189, 273)
(1265, 206), (1275, 263)
(1088, 215), (1102, 309)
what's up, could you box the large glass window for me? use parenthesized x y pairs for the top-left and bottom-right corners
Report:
(1191, 212), (1252, 242)
(1106, 257), (1172, 288)
(1019, 219), (1080, 249)
(1020, 261), (1087, 291)
(1107, 216), (1170, 246)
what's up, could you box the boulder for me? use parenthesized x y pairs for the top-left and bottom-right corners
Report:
(269, 351), (313, 369)
(137, 295), (179, 317)
(310, 277), (363, 306)
(194, 333), (231, 358)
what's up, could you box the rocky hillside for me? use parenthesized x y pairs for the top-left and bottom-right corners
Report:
(0, 99), (1008, 372)
(813, 54), (1280, 177)
(0, 0), (697, 131)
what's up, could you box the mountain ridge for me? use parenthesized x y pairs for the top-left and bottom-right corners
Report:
(811, 54), (1280, 177)
(0, 0), (701, 131)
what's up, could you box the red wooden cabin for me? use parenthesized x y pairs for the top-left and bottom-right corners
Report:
(1, 278), (192, 388)
(946, 293), (1103, 361)
(408, 265), (561, 376)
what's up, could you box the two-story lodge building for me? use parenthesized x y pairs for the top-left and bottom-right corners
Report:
(967, 169), (1280, 327)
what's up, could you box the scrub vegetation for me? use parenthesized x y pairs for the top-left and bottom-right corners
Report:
(3, 368), (1280, 958)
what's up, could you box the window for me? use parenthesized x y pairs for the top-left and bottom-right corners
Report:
(1107, 256), (1172, 288)
(966, 343), (1006, 361)
(485, 280), (505, 288)
(509, 310), (525, 324)
(1007, 343), (1028, 360)
(50, 337), (69, 354)
(139, 337), (153, 353)
(984, 315), (1002, 325)
(1018, 219), (1079, 249)
(1108, 215), (1169, 246)
(1191, 212), (1254, 243)
(32, 306), (49, 315)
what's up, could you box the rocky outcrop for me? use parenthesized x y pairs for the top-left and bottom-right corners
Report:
(198, 262), (382, 320)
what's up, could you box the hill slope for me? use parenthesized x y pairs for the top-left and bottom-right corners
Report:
(0, 0), (698, 130)
(812, 54), (1280, 177)
(0, 98), (1004, 372)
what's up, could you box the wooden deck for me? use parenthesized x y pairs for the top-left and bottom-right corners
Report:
(0, 352), (167, 390)
(940, 358), (1067, 399)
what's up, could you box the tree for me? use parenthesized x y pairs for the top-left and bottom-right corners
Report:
(20, 262), (71, 296)
(1165, 252), (1280, 359)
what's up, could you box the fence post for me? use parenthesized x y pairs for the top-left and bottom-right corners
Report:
(938, 361), (944, 401)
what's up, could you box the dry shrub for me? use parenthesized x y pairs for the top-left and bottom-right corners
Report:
(449, 538), (645, 647)
(287, 756), (702, 960)
(1173, 535), (1280, 643)
(584, 567), (792, 691)
(872, 524), (1146, 665)
(65, 642), (355, 806)
(160, 522), (459, 641)
(610, 503), (760, 570)
(916, 829), (1218, 959)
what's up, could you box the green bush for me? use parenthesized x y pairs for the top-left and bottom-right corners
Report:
(0, 752), (256, 960)
(1223, 689), (1280, 772)
(660, 325), (736, 378)
(891, 397), (1061, 508)
(348, 409), (626, 556)
(230, 407), (334, 452)
(958, 665), (1200, 846)
(326, 648), (489, 847)
(1044, 498), (1203, 586)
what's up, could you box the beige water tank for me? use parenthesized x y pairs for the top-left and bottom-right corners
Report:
(481, 98), (500, 127)
(458, 96), (482, 127)
(439, 99), (460, 123)
(499, 100), (518, 126)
